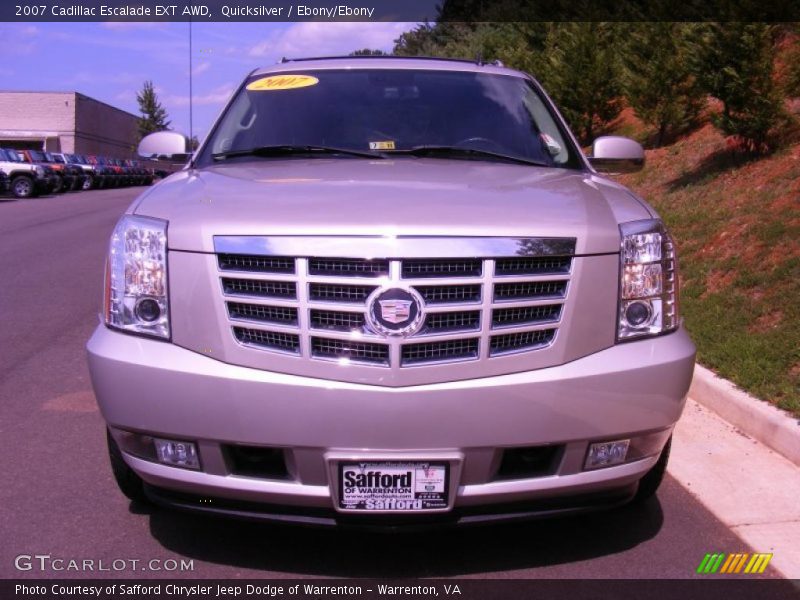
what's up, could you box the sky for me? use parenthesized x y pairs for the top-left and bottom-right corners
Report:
(0, 21), (416, 139)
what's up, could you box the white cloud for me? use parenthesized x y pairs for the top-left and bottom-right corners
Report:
(115, 89), (135, 102)
(164, 83), (235, 107)
(249, 22), (413, 59)
(192, 61), (210, 76)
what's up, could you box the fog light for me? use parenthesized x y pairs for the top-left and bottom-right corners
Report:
(154, 438), (200, 470)
(585, 439), (630, 470)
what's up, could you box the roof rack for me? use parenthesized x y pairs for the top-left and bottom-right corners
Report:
(279, 55), (504, 67)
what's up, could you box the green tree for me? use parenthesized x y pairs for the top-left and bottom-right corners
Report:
(350, 49), (388, 56)
(688, 23), (784, 152)
(622, 23), (704, 146)
(136, 80), (171, 139)
(782, 29), (800, 97)
(542, 23), (623, 144)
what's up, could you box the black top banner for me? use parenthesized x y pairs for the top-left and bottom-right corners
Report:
(2, 0), (800, 22)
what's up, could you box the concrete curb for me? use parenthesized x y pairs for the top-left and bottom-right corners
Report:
(689, 363), (800, 467)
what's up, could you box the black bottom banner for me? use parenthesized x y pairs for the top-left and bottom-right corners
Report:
(3, 579), (799, 600)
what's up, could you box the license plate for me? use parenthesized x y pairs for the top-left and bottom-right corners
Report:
(338, 461), (449, 511)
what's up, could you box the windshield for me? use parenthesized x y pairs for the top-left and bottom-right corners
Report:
(200, 69), (578, 168)
(29, 150), (47, 162)
(3, 150), (22, 162)
(52, 154), (65, 163)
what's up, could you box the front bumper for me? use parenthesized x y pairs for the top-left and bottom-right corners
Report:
(87, 325), (695, 523)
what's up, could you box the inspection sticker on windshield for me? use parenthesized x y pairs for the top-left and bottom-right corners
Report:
(369, 141), (395, 150)
(246, 74), (319, 91)
(339, 462), (448, 511)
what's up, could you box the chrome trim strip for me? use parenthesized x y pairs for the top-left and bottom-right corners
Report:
(214, 236), (577, 259)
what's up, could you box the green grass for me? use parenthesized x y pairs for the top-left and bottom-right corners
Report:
(621, 134), (800, 416)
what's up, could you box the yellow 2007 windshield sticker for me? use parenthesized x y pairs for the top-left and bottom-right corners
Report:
(369, 141), (395, 150)
(247, 75), (319, 91)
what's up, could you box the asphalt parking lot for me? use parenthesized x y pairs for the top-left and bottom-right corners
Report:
(0, 188), (778, 579)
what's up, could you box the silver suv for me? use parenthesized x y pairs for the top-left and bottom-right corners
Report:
(87, 57), (695, 527)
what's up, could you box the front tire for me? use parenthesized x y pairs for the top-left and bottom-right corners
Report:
(11, 175), (36, 199)
(632, 436), (671, 503)
(107, 429), (147, 503)
(52, 175), (64, 193)
(82, 175), (94, 191)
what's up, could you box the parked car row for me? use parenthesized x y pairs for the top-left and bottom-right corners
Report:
(0, 148), (155, 199)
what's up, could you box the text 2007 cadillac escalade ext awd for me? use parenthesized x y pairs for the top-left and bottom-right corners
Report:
(87, 57), (695, 527)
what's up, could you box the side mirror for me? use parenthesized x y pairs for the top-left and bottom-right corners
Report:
(589, 136), (645, 173)
(137, 131), (191, 161)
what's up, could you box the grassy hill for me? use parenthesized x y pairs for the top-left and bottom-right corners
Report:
(617, 122), (800, 416)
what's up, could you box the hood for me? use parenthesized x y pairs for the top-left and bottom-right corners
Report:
(133, 158), (652, 255)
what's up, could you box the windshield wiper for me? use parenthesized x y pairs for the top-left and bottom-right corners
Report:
(391, 145), (549, 167)
(212, 145), (384, 161)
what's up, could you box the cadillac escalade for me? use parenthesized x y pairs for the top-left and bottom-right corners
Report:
(87, 56), (696, 527)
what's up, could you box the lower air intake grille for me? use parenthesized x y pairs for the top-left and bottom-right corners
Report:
(311, 337), (389, 364)
(402, 339), (479, 365)
(490, 329), (556, 355)
(234, 327), (300, 353)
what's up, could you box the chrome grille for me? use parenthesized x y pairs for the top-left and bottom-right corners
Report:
(218, 254), (295, 274)
(494, 281), (567, 301)
(311, 338), (389, 365)
(490, 329), (556, 355)
(218, 249), (571, 367)
(495, 256), (571, 276)
(222, 278), (296, 299)
(228, 302), (298, 325)
(492, 304), (562, 328)
(402, 339), (480, 365)
(310, 309), (366, 332)
(423, 311), (481, 333)
(309, 258), (389, 278)
(415, 285), (482, 304)
(234, 327), (300, 353)
(309, 283), (376, 303)
(402, 259), (482, 278)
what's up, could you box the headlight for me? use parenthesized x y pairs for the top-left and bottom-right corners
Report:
(35, 166), (45, 177)
(104, 215), (170, 339)
(617, 219), (679, 341)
